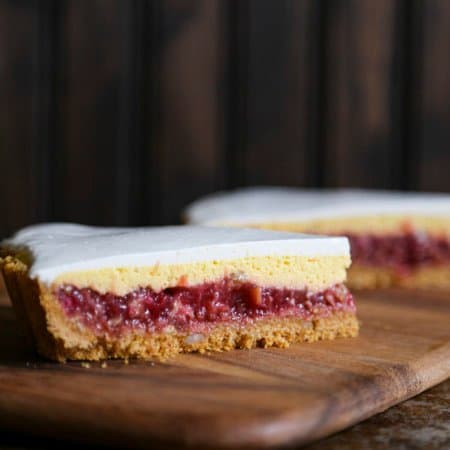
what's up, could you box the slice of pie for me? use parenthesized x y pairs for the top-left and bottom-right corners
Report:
(0, 224), (357, 361)
(185, 187), (450, 290)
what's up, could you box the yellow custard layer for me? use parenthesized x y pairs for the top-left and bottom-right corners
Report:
(49, 255), (351, 296)
(241, 215), (450, 235)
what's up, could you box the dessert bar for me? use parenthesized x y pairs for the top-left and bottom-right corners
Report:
(1, 224), (358, 361)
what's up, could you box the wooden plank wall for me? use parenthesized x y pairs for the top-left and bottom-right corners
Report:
(0, 0), (449, 236)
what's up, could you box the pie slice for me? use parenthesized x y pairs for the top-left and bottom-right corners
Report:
(185, 187), (450, 290)
(1, 224), (358, 361)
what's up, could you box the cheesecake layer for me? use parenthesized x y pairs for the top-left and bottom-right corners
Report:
(249, 216), (450, 237)
(48, 255), (350, 296)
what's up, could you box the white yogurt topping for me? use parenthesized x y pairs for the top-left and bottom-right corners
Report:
(3, 223), (349, 284)
(185, 187), (450, 225)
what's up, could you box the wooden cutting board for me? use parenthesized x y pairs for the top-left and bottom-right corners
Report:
(0, 288), (449, 448)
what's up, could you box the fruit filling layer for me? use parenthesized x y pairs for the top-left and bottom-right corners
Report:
(57, 280), (355, 336)
(348, 232), (450, 274)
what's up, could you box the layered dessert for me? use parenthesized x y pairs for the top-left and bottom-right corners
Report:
(185, 188), (450, 289)
(0, 224), (358, 361)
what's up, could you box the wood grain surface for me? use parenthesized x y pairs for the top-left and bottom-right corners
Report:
(0, 288), (448, 448)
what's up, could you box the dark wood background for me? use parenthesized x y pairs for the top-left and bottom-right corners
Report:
(1, 0), (449, 237)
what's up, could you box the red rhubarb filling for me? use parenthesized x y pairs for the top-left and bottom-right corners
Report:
(57, 280), (355, 336)
(347, 232), (450, 275)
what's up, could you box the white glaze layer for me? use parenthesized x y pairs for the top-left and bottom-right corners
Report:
(185, 187), (450, 225)
(2, 223), (349, 284)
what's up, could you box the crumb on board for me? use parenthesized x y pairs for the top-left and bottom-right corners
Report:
(81, 362), (91, 369)
(101, 362), (108, 369)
